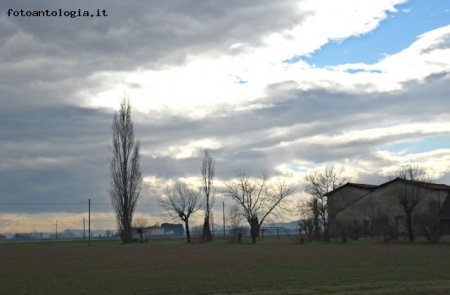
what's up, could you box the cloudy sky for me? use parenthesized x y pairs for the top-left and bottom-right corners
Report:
(1, 0), (449, 234)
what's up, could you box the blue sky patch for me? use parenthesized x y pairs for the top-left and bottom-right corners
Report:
(302, 0), (450, 67)
(378, 136), (450, 154)
(234, 76), (248, 84)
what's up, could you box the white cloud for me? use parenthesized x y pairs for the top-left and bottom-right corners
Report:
(4, 0), (450, 229)
(330, 25), (450, 91)
(371, 148), (450, 180)
(82, 0), (410, 116)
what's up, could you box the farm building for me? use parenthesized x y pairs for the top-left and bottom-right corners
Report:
(132, 224), (164, 240)
(327, 178), (450, 239)
(439, 195), (450, 225)
(146, 225), (164, 236)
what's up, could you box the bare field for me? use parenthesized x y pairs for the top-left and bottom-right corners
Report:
(1, 239), (450, 294)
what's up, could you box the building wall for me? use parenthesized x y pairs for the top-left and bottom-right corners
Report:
(332, 181), (449, 239)
(328, 185), (373, 237)
(132, 227), (165, 240)
(328, 186), (372, 217)
(147, 228), (164, 236)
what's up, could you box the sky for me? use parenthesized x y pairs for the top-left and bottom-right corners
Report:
(1, 0), (450, 234)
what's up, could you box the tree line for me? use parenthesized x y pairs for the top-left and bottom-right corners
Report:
(109, 99), (297, 244)
(298, 165), (445, 243)
(109, 98), (446, 244)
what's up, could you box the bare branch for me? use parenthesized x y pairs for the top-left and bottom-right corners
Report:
(109, 98), (142, 243)
(389, 164), (431, 242)
(157, 183), (202, 243)
(304, 166), (349, 241)
(201, 150), (215, 242)
(223, 171), (296, 243)
(133, 218), (148, 243)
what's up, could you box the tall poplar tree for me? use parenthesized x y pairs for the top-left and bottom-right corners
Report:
(109, 98), (142, 243)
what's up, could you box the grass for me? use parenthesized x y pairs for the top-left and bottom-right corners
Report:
(1, 238), (450, 294)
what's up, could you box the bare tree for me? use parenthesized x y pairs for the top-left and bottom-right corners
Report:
(133, 218), (148, 243)
(297, 200), (316, 242)
(389, 165), (430, 242)
(201, 150), (215, 242)
(304, 166), (349, 241)
(223, 171), (296, 244)
(227, 203), (245, 243)
(157, 183), (203, 243)
(109, 98), (142, 243)
(298, 218), (315, 242)
(416, 200), (442, 243)
(299, 197), (320, 240)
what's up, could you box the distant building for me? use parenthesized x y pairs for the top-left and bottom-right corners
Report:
(132, 224), (164, 240)
(146, 225), (164, 236)
(327, 178), (450, 239)
(0, 234), (6, 240)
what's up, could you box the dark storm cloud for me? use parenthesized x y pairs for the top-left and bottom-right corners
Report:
(1, 70), (448, 214)
(0, 0), (309, 139)
(133, 72), (450, 181)
(0, 106), (112, 213)
(1, 0), (449, 216)
(2, 0), (307, 70)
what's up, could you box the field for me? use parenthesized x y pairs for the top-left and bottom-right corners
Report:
(1, 238), (450, 295)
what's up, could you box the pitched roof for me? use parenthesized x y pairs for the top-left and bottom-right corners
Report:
(416, 181), (450, 191)
(349, 183), (378, 189)
(324, 179), (450, 217)
(324, 178), (450, 201)
(324, 182), (377, 196)
(378, 177), (450, 191)
(439, 193), (450, 221)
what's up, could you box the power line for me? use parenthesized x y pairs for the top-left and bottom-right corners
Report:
(0, 203), (86, 206)
(0, 202), (235, 208)
(0, 202), (166, 206)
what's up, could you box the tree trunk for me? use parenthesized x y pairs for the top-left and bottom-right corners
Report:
(127, 221), (132, 243)
(121, 202), (132, 243)
(323, 222), (330, 242)
(185, 220), (191, 243)
(326, 214), (335, 241)
(121, 221), (132, 243)
(201, 216), (213, 242)
(406, 212), (415, 242)
(313, 199), (321, 240)
(250, 217), (259, 244)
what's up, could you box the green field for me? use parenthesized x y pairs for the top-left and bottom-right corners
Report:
(1, 238), (450, 294)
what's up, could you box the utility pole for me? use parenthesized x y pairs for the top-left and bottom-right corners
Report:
(223, 201), (225, 239)
(211, 210), (214, 237)
(88, 198), (91, 246)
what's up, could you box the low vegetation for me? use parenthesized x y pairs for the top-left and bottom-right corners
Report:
(1, 238), (450, 294)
